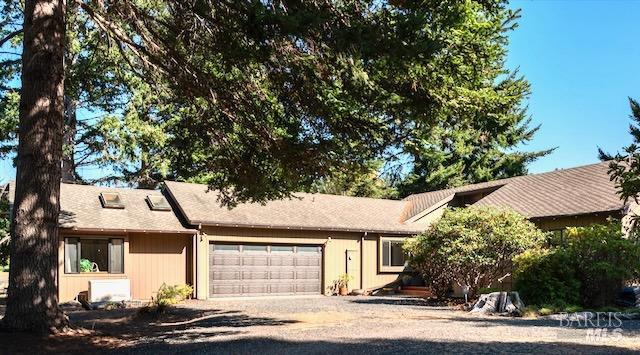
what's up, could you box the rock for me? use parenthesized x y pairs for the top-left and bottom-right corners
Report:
(470, 291), (525, 316)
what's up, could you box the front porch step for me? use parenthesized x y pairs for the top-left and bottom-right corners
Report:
(398, 286), (433, 297)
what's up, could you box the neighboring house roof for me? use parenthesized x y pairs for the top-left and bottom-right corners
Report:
(6, 182), (194, 234)
(403, 161), (625, 220)
(164, 181), (423, 234)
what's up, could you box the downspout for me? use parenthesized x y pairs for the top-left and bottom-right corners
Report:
(361, 231), (367, 290)
(193, 223), (201, 299)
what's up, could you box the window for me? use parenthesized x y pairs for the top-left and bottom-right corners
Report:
(243, 245), (268, 252)
(64, 238), (124, 274)
(380, 237), (406, 272)
(271, 245), (294, 253)
(99, 192), (124, 209)
(214, 244), (240, 252)
(548, 229), (565, 247)
(146, 195), (171, 211)
(297, 246), (321, 253)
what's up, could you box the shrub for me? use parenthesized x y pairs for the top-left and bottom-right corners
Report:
(153, 283), (194, 311)
(513, 249), (581, 308)
(404, 207), (546, 297)
(514, 221), (640, 308)
(566, 222), (640, 307)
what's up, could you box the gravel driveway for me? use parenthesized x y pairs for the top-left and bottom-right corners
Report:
(127, 296), (640, 354)
(5, 296), (640, 354)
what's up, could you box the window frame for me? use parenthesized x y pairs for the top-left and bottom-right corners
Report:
(378, 236), (407, 273)
(99, 192), (125, 209)
(64, 237), (125, 274)
(146, 195), (172, 211)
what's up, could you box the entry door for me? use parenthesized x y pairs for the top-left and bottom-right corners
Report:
(209, 243), (322, 297)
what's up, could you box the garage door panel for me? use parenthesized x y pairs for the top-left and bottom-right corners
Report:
(242, 256), (269, 266)
(296, 283), (320, 293)
(270, 270), (295, 279)
(242, 270), (269, 280)
(295, 257), (321, 267)
(211, 255), (241, 266)
(269, 256), (295, 266)
(296, 270), (320, 280)
(211, 270), (241, 281)
(210, 243), (322, 297)
(211, 284), (242, 295)
(270, 283), (295, 294)
(243, 284), (269, 294)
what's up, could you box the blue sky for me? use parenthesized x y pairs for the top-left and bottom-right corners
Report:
(1, 1), (639, 181)
(508, 0), (640, 173)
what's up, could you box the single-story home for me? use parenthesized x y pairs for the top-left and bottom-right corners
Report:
(1, 161), (629, 302)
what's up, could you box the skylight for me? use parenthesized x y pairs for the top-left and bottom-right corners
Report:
(99, 192), (124, 209)
(146, 195), (171, 211)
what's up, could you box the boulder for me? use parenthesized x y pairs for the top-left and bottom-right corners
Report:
(471, 291), (525, 316)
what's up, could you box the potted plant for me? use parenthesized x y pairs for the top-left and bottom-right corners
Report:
(338, 273), (352, 296)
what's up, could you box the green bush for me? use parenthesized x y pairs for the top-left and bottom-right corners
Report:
(513, 249), (581, 308)
(514, 221), (640, 308)
(404, 207), (546, 297)
(153, 283), (194, 311)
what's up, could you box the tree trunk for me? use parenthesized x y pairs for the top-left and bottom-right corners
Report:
(3, 0), (68, 333)
(61, 97), (77, 183)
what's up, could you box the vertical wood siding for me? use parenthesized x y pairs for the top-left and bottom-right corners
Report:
(58, 231), (191, 301)
(128, 233), (190, 300)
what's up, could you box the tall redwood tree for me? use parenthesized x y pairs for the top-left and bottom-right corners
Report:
(3, 0), (68, 332)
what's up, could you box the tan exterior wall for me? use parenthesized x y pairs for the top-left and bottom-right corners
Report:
(128, 233), (191, 300)
(58, 230), (192, 302)
(195, 226), (414, 299)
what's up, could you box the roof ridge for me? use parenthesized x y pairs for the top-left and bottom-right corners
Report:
(404, 160), (611, 199)
(164, 180), (406, 204)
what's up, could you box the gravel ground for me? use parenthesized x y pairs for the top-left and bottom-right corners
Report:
(129, 296), (640, 354)
(4, 296), (640, 354)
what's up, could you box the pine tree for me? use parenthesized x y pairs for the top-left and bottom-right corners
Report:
(395, 8), (551, 196)
(599, 98), (640, 204)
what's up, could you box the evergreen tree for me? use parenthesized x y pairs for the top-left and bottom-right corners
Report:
(4, 0), (547, 331)
(599, 98), (640, 204)
(395, 8), (550, 196)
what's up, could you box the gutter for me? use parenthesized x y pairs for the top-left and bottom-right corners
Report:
(61, 227), (196, 234)
(187, 220), (422, 236)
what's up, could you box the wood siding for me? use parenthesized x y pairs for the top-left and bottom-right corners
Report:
(196, 226), (413, 299)
(58, 230), (192, 302)
(128, 233), (190, 300)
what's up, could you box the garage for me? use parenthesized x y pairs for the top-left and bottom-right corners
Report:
(209, 243), (322, 297)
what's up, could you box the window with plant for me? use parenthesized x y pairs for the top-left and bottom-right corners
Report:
(64, 238), (124, 274)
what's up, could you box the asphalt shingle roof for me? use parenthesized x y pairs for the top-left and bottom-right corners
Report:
(6, 182), (194, 233)
(403, 161), (625, 219)
(164, 181), (423, 234)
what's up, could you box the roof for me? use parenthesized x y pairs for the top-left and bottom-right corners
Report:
(403, 161), (626, 220)
(6, 182), (194, 234)
(164, 181), (423, 234)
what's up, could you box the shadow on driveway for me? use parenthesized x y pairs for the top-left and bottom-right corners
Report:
(125, 337), (638, 354)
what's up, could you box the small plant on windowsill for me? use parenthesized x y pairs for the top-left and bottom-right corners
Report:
(80, 258), (96, 272)
(337, 273), (352, 296)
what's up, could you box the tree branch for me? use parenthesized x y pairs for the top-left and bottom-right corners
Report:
(0, 28), (23, 48)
